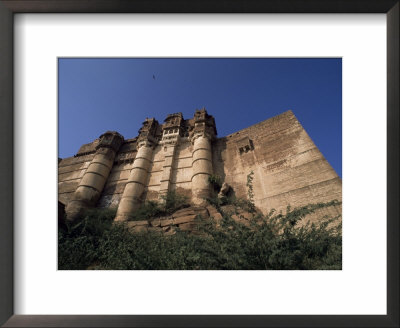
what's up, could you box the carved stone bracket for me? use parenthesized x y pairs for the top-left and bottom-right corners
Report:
(137, 136), (157, 149)
(190, 129), (216, 145)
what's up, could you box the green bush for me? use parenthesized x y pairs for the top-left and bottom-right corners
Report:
(129, 200), (164, 221)
(129, 191), (189, 221)
(160, 190), (189, 213)
(58, 201), (342, 270)
(58, 207), (116, 270)
(207, 171), (258, 213)
(246, 170), (256, 213)
(208, 174), (223, 191)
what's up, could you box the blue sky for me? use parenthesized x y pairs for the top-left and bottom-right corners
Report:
(59, 58), (342, 178)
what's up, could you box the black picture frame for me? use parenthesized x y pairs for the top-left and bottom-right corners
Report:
(0, 1), (398, 327)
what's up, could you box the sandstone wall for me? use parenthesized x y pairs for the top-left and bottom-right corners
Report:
(212, 110), (342, 215)
(169, 140), (194, 196)
(96, 137), (197, 206)
(143, 138), (194, 202)
(144, 145), (164, 201)
(59, 137), (198, 209)
(59, 110), (341, 222)
(97, 139), (137, 208)
(58, 153), (95, 204)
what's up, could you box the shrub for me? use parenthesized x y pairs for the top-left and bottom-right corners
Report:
(246, 170), (256, 213)
(160, 191), (190, 214)
(129, 200), (163, 221)
(128, 191), (189, 221)
(58, 207), (116, 269)
(58, 201), (342, 270)
(208, 174), (222, 191)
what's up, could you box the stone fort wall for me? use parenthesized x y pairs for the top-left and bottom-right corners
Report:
(58, 109), (342, 222)
(213, 110), (341, 214)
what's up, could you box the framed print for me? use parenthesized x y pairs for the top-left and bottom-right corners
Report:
(0, 1), (398, 327)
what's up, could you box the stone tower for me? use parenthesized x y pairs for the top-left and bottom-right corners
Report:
(64, 131), (124, 221)
(59, 109), (342, 222)
(114, 118), (159, 222)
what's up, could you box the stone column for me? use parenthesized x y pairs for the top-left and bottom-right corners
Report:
(115, 140), (154, 222)
(65, 131), (124, 221)
(191, 135), (213, 205)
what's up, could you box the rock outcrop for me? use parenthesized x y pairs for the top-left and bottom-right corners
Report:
(122, 203), (258, 235)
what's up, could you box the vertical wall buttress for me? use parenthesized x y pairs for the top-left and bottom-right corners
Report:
(114, 118), (159, 222)
(65, 131), (124, 221)
(114, 141), (154, 221)
(191, 136), (213, 205)
(190, 109), (217, 205)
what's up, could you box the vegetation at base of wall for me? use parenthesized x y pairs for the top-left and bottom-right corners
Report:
(128, 191), (190, 221)
(205, 192), (255, 214)
(246, 170), (256, 213)
(208, 174), (223, 191)
(206, 172), (256, 212)
(161, 190), (189, 213)
(58, 200), (342, 270)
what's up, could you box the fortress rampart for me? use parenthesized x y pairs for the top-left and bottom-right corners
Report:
(58, 109), (342, 222)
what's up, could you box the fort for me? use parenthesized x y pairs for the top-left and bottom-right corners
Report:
(58, 109), (342, 223)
